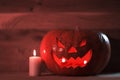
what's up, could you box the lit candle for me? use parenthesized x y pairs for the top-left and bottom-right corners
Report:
(29, 49), (41, 76)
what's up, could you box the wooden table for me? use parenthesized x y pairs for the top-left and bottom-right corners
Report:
(0, 72), (120, 80)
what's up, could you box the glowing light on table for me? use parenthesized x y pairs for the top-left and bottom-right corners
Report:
(29, 49), (41, 76)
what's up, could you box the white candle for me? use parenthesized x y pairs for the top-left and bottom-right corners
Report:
(29, 49), (41, 76)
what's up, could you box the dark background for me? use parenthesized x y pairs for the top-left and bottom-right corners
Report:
(0, 0), (120, 74)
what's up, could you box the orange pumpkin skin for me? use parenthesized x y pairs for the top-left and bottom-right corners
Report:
(40, 30), (111, 76)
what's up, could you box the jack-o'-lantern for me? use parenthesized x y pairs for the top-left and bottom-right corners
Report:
(40, 30), (111, 75)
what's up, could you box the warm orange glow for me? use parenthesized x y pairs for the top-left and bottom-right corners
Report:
(84, 60), (87, 65)
(53, 50), (92, 68)
(43, 49), (46, 54)
(59, 48), (64, 52)
(33, 49), (36, 56)
(61, 58), (66, 63)
(68, 47), (77, 53)
(80, 40), (87, 47)
(58, 41), (65, 48)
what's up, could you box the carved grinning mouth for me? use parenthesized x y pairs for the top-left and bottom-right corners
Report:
(53, 50), (92, 69)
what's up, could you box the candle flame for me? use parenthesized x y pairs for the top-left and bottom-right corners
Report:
(33, 49), (36, 56)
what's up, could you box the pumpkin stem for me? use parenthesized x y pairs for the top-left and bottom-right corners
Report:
(74, 26), (80, 35)
(75, 26), (79, 32)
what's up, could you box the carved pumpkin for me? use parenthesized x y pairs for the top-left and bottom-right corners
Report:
(40, 30), (111, 75)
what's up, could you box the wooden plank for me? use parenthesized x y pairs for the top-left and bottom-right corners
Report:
(0, 12), (120, 30)
(0, 0), (120, 12)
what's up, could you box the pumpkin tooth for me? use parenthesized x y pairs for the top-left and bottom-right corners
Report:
(66, 65), (71, 68)
(53, 54), (61, 66)
(53, 49), (92, 68)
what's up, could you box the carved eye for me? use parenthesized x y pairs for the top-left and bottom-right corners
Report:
(68, 47), (77, 53)
(80, 40), (87, 47)
(58, 41), (65, 48)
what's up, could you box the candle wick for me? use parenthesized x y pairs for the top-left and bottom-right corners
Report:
(33, 49), (36, 56)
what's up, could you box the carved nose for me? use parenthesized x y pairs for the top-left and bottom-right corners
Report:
(68, 47), (77, 54)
